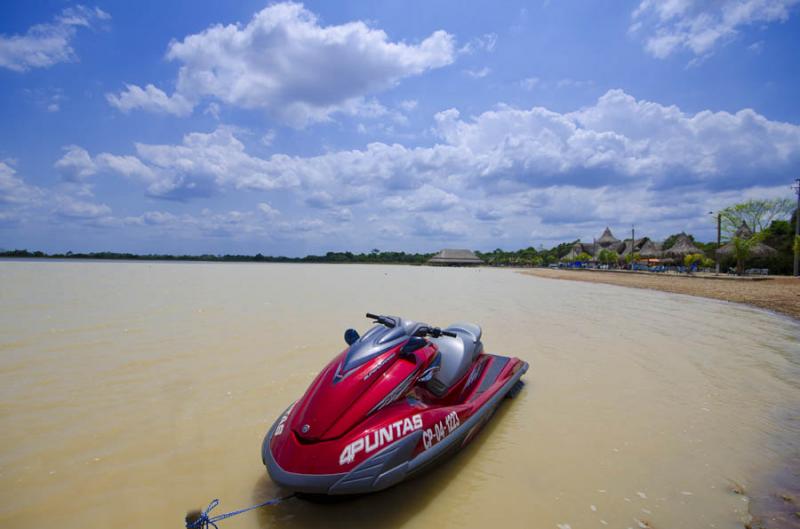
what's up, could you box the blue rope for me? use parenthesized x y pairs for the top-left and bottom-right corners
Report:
(186, 495), (294, 529)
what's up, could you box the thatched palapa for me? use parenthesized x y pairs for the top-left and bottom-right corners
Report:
(561, 228), (660, 262)
(716, 222), (777, 258)
(597, 227), (619, 245)
(428, 249), (484, 266)
(622, 237), (649, 256)
(597, 227), (624, 252)
(664, 234), (705, 257)
(638, 239), (663, 258)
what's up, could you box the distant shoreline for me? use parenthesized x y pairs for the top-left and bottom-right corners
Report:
(522, 268), (800, 322)
(0, 250), (433, 265)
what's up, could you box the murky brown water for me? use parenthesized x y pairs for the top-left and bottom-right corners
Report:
(1, 261), (798, 529)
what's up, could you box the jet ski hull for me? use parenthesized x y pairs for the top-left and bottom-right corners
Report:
(263, 354), (528, 495)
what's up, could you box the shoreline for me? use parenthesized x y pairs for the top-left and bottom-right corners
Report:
(520, 268), (800, 322)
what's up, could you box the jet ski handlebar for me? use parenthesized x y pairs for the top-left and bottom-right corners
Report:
(416, 326), (458, 338)
(365, 313), (456, 338)
(365, 312), (396, 328)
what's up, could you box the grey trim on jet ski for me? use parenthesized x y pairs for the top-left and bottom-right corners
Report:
(472, 355), (510, 399)
(263, 357), (529, 495)
(405, 358), (528, 479)
(329, 430), (423, 494)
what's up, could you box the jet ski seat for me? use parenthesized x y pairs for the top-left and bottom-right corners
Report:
(426, 322), (483, 396)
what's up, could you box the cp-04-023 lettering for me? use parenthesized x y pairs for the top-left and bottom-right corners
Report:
(422, 411), (460, 449)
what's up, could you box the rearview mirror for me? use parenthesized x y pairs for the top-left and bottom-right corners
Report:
(344, 328), (360, 345)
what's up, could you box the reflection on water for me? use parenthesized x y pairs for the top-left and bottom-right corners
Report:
(0, 261), (798, 529)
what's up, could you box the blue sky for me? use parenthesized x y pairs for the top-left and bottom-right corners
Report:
(1, 0), (799, 255)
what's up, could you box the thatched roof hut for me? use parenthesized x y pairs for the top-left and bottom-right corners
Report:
(664, 234), (705, 257)
(621, 237), (649, 256)
(597, 227), (621, 249)
(562, 241), (597, 261)
(638, 239), (663, 258)
(428, 249), (484, 266)
(716, 222), (777, 258)
(563, 242), (583, 261)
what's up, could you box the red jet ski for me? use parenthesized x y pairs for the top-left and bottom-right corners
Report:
(262, 313), (529, 495)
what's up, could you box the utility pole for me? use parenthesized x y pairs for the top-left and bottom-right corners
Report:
(716, 213), (721, 275)
(793, 178), (800, 277)
(631, 225), (635, 269)
(709, 211), (722, 274)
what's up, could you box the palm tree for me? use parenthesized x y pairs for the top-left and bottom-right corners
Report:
(717, 222), (775, 275)
(730, 233), (764, 275)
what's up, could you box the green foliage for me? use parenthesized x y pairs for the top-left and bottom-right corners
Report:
(0, 248), (435, 265)
(475, 245), (568, 267)
(597, 249), (616, 264)
(624, 252), (641, 264)
(577, 252), (593, 263)
(683, 253), (704, 268)
(767, 219), (791, 236)
(730, 231), (766, 275)
(795, 235), (800, 257)
(719, 198), (794, 237)
(701, 257), (715, 268)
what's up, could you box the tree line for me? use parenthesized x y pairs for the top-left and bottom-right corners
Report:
(2, 199), (797, 274)
(0, 249), (435, 265)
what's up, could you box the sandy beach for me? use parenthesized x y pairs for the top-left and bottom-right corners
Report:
(522, 269), (800, 321)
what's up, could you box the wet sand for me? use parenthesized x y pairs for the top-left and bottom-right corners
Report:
(1, 261), (799, 529)
(522, 268), (800, 321)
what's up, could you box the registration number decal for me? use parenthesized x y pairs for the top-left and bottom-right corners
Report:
(422, 411), (460, 449)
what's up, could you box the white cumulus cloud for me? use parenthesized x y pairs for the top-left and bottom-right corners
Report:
(67, 127), (300, 200)
(0, 5), (109, 72)
(464, 67), (491, 79)
(80, 90), (800, 199)
(631, 0), (800, 58)
(53, 196), (111, 219)
(107, 2), (456, 127)
(257, 202), (281, 219)
(0, 162), (42, 205)
(106, 84), (193, 116)
(56, 90), (800, 246)
(55, 145), (97, 181)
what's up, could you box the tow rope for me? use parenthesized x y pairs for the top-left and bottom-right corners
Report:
(185, 495), (295, 529)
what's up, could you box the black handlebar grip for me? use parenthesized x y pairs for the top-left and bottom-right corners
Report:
(365, 313), (379, 320)
(441, 330), (458, 338)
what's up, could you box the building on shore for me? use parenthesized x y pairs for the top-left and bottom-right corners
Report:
(563, 227), (653, 261)
(427, 249), (484, 266)
(561, 222), (779, 268)
(561, 227), (704, 263)
(716, 222), (776, 260)
(663, 233), (705, 259)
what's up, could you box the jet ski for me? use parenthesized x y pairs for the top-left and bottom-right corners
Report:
(262, 313), (529, 495)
